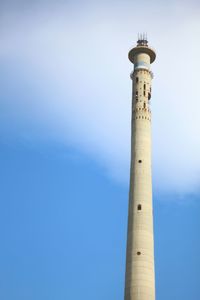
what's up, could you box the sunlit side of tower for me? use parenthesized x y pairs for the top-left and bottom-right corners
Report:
(124, 35), (156, 300)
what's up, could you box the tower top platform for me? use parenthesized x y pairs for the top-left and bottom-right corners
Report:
(128, 36), (156, 64)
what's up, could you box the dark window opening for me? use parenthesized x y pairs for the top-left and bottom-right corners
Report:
(136, 91), (138, 96)
(144, 102), (146, 109)
(138, 160), (142, 163)
(148, 92), (151, 100)
(144, 91), (146, 96)
(137, 204), (142, 211)
(137, 252), (141, 255)
(144, 84), (146, 90)
(136, 77), (139, 83)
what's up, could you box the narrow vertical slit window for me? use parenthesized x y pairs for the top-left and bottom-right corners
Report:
(137, 204), (142, 211)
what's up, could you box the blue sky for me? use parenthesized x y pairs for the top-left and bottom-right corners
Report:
(0, 0), (200, 299)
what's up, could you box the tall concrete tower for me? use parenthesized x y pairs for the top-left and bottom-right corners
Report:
(124, 35), (156, 300)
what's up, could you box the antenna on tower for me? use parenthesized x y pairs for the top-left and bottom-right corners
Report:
(137, 32), (148, 46)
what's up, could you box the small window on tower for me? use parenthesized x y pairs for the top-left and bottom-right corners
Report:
(138, 160), (142, 163)
(144, 91), (146, 96)
(136, 91), (138, 96)
(137, 252), (141, 255)
(144, 84), (146, 90)
(137, 204), (142, 211)
(136, 77), (139, 83)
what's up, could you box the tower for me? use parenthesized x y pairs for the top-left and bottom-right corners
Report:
(124, 35), (156, 300)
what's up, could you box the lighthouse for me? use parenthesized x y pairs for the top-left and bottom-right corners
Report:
(124, 35), (156, 300)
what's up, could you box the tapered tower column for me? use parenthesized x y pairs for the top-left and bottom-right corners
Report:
(124, 36), (156, 300)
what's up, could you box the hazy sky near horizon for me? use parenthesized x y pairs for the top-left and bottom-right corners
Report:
(1, 0), (200, 196)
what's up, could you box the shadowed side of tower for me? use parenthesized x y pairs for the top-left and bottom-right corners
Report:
(124, 36), (156, 300)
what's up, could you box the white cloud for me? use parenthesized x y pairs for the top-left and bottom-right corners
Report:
(1, 1), (200, 196)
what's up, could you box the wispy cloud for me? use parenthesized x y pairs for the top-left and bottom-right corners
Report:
(0, 0), (200, 196)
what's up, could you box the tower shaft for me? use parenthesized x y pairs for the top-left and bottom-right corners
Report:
(124, 39), (156, 300)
